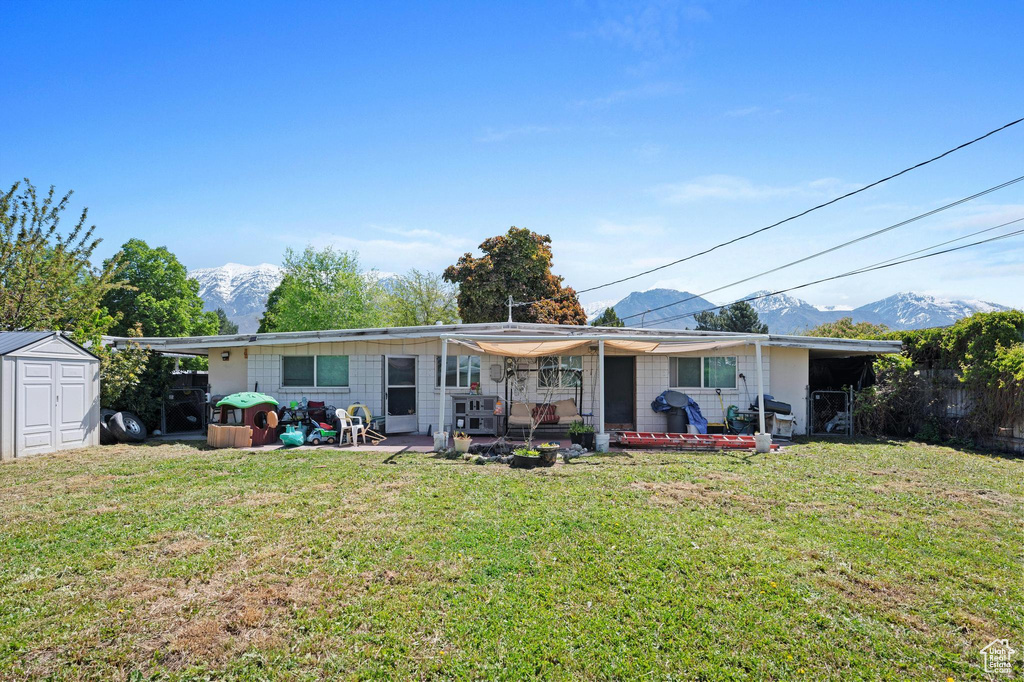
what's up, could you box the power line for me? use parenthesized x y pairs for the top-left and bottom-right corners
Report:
(619, 175), (1024, 322)
(515, 115), (1024, 309)
(642, 221), (1024, 328)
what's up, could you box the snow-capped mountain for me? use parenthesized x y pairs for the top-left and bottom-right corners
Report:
(852, 292), (1008, 329)
(190, 263), (284, 333)
(603, 288), (717, 328)
(587, 289), (1014, 333)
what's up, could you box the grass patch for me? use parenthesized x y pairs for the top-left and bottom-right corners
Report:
(0, 440), (1021, 679)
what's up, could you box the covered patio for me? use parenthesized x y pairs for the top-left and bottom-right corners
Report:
(438, 332), (773, 446)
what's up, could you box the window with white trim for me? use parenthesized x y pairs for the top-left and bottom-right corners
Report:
(539, 355), (583, 388)
(281, 355), (349, 387)
(436, 355), (481, 388)
(669, 356), (737, 389)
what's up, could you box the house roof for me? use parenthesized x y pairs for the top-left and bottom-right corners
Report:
(0, 331), (55, 355)
(105, 321), (902, 357)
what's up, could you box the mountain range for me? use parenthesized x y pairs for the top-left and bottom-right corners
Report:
(190, 264), (1013, 334)
(190, 263), (284, 333)
(596, 288), (1010, 333)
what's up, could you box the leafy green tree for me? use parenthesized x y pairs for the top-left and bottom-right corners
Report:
(214, 307), (239, 334)
(443, 227), (586, 324)
(101, 239), (217, 337)
(385, 269), (459, 327)
(805, 317), (890, 339)
(1, 180), (122, 332)
(694, 302), (768, 333)
(258, 246), (387, 332)
(591, 307), (625, 327)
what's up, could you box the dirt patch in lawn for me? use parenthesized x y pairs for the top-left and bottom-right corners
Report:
(631, 481), (767, 510)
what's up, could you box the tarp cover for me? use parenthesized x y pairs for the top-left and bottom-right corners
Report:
(449, 337), (751, 357)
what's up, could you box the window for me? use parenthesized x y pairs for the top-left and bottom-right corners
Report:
(704, 356), (737, 389)
(669, 356), (737, 389)
(539, 356), (583, 388)
(670, 357), (701, 388)
(281, 355), (349, 387)
(436, 355), (481, 388)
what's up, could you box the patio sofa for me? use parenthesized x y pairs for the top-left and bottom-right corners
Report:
(506, 399), (582, 436)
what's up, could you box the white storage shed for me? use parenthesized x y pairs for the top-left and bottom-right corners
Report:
(0, 331), (101, 460)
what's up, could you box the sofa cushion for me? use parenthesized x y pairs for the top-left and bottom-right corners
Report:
(553, 399), (579, 418)
(532, 404), (559, 424)
(558, 415), (582, 425)
(509, 402), (532, 418)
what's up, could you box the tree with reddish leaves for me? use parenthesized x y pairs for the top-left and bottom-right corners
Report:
(443, 227), (587, 325)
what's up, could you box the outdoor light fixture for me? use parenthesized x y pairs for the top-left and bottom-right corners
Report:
(221, 351), (230, 361)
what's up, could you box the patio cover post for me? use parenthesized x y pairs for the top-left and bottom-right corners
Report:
(439, 337), (448, 434)
(598, 339), (605, 435)
(754, 340), (766, 434)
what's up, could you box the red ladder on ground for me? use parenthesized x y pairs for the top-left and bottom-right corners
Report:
(616, 432), (779, 451)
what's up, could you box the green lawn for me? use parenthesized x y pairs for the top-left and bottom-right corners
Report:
(0, 440), (1020, 680)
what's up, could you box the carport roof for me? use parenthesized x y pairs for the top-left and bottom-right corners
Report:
(0, 331), (53, 355)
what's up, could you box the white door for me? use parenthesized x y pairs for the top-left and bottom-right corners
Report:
(56, 361), (91, 450)
(16, 360), (56, 457)
(384, 356), (417, 433)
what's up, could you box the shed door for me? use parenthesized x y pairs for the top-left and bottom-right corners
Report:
(56, 361), (92, 449)
(16, 360), (57, 456)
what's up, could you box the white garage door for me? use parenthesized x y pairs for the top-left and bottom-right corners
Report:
(16, 359), (93, 457)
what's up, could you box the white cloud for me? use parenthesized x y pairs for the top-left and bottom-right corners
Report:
(585, 1), (709, 56)
(652, 174), (858, 203)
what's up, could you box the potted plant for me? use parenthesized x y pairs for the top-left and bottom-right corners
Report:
(536, 442), (560, 467)
(511, 447), (542, 469)
(568, 422), (596, 450)
(453, 431), (473, 454)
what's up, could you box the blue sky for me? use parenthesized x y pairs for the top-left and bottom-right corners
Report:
(3, 0), (1023, 310)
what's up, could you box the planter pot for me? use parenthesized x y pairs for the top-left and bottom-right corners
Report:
(454, 438), (472, 454)
(511, 453), (542, 469)
(569, 433), (583, 446)
(537, 444), (559, 467)
(582, 433), (596, 450)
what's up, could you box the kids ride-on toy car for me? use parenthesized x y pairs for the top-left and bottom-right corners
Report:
(306, 422), (338, 445)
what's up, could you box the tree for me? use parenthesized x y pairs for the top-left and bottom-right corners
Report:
(694, 302), (768, 333)
(214, 307), (239, 334)
(384, 269), (460, 327)
(806, 317), (890, 339)
(443, 226), (586, 324)
(591, 307), (625, 327)
(258, 246), (387, 332)
(1, 180), (122, 332)
(101, 239), (217, 337)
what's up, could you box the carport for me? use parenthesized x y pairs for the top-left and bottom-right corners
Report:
(0, 331), (100, 460)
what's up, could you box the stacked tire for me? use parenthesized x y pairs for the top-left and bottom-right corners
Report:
(100, 409), (148, 444)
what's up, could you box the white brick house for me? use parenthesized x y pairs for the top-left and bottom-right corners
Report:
(111, 322), (900, 437)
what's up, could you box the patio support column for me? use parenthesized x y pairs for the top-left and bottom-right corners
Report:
(754, 340), (766, 434)
(439, 337), (448, 435)
(598, 339), (605, 435)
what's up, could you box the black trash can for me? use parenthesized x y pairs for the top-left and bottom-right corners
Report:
(664, 390), (689, 434)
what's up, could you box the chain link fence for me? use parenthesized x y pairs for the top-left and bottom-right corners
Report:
(809, 389), (853, 437)
(161, 387), (208, 434)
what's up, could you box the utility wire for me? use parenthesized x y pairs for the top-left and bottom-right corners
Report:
(619, 175), (1024, 322)
(641, 221), (1024, 328)
(515, 116), (1024, 309)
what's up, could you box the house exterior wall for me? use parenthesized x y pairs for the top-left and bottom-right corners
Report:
(766, 346), (809, 435)
(218, 338), (779, 435)
(207, 348), (251, 397)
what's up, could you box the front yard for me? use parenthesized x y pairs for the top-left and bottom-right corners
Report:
(0, 440), (1021, 680)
